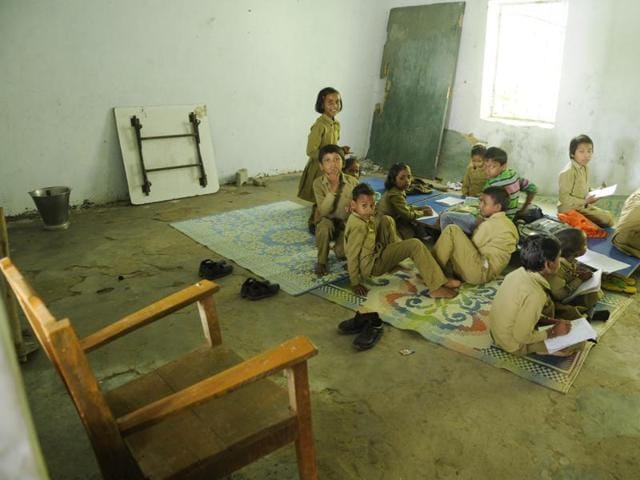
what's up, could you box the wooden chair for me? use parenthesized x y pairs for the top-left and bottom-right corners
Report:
(1, 257), (319, 479)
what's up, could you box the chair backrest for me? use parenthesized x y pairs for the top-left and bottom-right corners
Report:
(0, 257), (143, 480)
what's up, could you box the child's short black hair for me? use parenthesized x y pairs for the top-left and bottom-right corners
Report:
(520, 235), (560, 272)
(318, 144), (345, 163)
(484, 147), (508, 165)
(471, 143), (487, 157)
(569, 134), (593, 159)
(343, 156), (360, 173)
(555, 228), (587, 259)
(482, 186), (509, 212)
(384, 162), (410, 190)
(315, 87), (342, 114)
(352, 182), (375, 201)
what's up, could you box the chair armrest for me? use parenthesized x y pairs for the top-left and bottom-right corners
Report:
(80, 280), (219, 353)
(116, 335), (318, 435)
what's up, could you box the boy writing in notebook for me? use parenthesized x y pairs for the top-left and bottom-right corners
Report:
(489, 235), (576, 356)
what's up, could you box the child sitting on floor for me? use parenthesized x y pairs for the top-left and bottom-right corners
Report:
(313, 144), (359, 276)
(345, 183), (459, 299)
(489, 235), (576, 356)
(377, 163), (434, 239)
(433, 186), (519, 285)
(558, 134), (614, 227)
(343, 156), (361, 179)
(439, 146), (537, 234)
(461, 143), (488, 197)
(548, 228), (608, 321)
(612, 186), (640, 257)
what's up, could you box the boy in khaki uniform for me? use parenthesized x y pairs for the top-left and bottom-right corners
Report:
(612, 187), (640, 257)
(489, 235), (575, 356)
(461, 144), (488, 197)
(313, 144), (358, 276)
(558, 134), (614, 227)
(433, 187), (518, 284)
(345, 183), (459, 299)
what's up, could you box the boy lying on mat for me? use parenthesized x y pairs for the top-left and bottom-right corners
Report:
(489, 235), (582, 357)
(344, 183), (460, 299)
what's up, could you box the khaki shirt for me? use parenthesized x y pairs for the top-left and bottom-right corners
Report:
(558, 160), (589, 213)
(489, 267), (550, 353)
(472, 212), (519, 278)
(306, 114), (340, 162)
(344, 213), (380, 286)
(613, 187), (640, 239)
(313, 173), (358, 221)
(547, 258), (583, 301)
(377, 187), (421, 223)
(462, 164), (488, 197)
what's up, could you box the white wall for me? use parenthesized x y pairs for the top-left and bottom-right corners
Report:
(0, 0), (390, 215)
(387, 0), (640, 194)
(2, 0), (639, 215)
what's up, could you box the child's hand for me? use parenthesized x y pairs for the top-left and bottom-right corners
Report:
(351, 284), (369, 296)
(421, 205), (433, 216)
(327, 172), (340, 192)
(577, 269), (593, 281)
(550, 320), (572, 338)
(585, 194), (598, 205)
(342, 145), (352, 154)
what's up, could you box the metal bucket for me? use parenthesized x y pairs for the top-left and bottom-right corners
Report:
(28, 186), (71, 230)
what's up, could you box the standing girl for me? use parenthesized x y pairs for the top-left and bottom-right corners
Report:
(298, 87), (350, 233)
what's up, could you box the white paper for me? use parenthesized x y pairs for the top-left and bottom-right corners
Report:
(576, 249), (630, 273)
(436, 196), (465, 206)
(544, 317), (597, 353)
(562, 270), (602, 303)
(588, 184), (617, 199)
(417, 213), (439, 221)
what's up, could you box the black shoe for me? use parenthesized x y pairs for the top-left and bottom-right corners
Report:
(353, 319), (384, 351)
(241, 277), (280, 300)
(589, 309), (610, 322)
(338, 312), (380, 335)
(199, 259), (233, 280)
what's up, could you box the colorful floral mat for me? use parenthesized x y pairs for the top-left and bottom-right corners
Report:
(171, 201), (347, 295)
(310, 267), (632, 393)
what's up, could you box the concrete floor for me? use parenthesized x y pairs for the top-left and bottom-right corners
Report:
(9, 174), (640, 480)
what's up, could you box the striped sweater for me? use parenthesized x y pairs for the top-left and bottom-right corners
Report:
(484, 168), (537, 218)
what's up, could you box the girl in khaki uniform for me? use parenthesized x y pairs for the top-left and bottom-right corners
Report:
(377, 163), (434, 239)
(298, 87), (351, 232)
(557, 134), (614, 227)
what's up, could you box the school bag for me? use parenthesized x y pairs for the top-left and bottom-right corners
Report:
(518, 217), (570, 239)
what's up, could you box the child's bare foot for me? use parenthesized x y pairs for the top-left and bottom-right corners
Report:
(429, 286), (458, 299)
(445, 278), (462, 289)
(315, 263), (328, 276)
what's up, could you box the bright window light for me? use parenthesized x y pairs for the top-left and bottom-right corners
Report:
(481, 0), (568, 127)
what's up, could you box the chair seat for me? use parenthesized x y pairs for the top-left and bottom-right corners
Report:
(105, 346), (297, 480)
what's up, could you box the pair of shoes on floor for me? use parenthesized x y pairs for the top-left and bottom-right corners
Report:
(602, 274), (637, 294)
(199, 259), (233, 280)
(338, 312), (383, 350)
(241, 277), (280, 300)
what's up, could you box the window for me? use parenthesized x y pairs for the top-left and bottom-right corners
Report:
(480, 0), (568, 127)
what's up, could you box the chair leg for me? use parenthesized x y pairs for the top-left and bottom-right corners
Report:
(286, 363), (318, 480)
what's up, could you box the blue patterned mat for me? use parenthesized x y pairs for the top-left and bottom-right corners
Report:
(171, 201), (348, 295)
(311, 268), (632, 393)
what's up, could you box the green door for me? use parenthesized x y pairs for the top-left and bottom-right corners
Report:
(368, 3), (465, 177)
